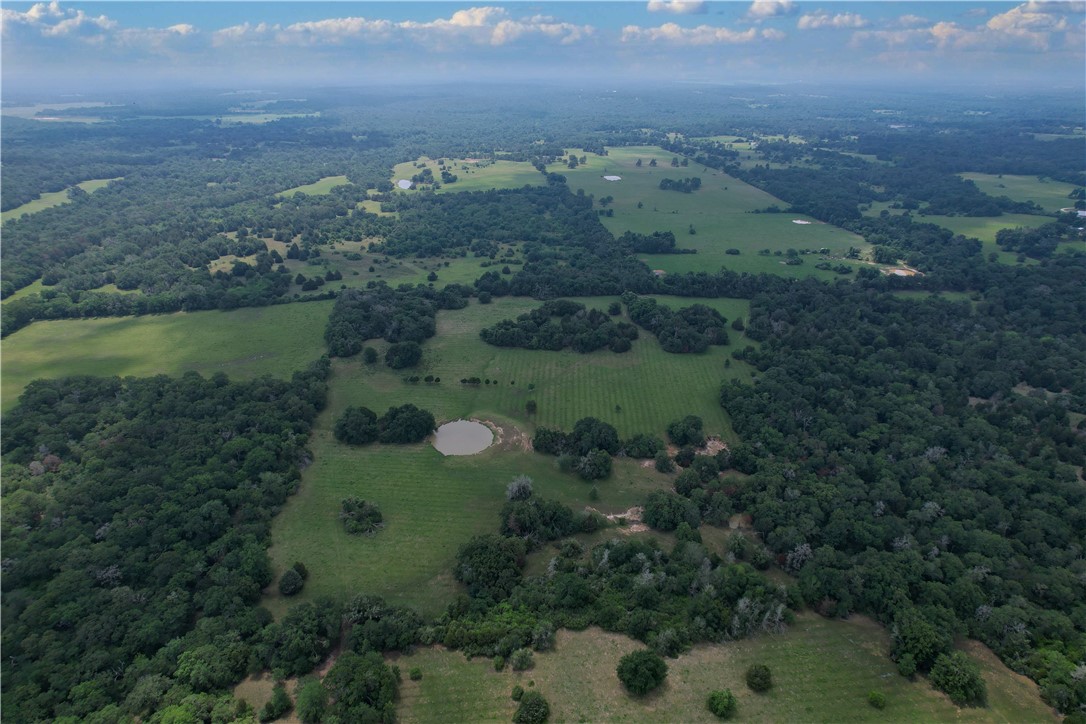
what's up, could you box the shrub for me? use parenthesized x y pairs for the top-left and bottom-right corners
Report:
(577, 448), (612, 480)
(259, 683), (292, 722)
(291, 561), (309, 580)
(654, 451), (675, 473)
(362, 346), (378, 364)
(510, 648), (534, 671)
(707, 689), (737, 719)
(745, 664), (772, 692)
(409, 667), (423, 681)
(897, 653), (917, 678)
(867, 690), (887, 709)
(340, 497), (383, 535)
(930, 652), (986, 707)
(494, 656), (506, 671)
(513, 691), (550, 724)
(617, 650), (668, 696)
(506, 475), (534, 501)
(511, 685), (525, 701)
(278, 568), (304, 596)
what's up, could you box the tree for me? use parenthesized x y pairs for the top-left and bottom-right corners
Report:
(643, 490), (698, 531)
(259, 683), (292, 722)
(363, 346), (378, 364)
(322, 651), (398, 723)
(617, 650), (668, 695)
(707, 689), (737, 719)
(667, 415), (706, 447)
(341, 497), (383, 535)
(377, 403), (435, 443)
(578, 448), (612, 480)
(506, 475), (534, 501)
(745, 664), (772, 692)
(513, 691), (551, 724)
(510, 648), (534, 671)
(295, 680), (326, 724)
(455, 534), (527, 601)
(334, 406), (379, 445)
(279, 568), (304, 596)
(385, 341), (422, 369)
(930, 652), (986, 707)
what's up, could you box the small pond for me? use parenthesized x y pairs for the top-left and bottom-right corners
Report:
(432, 419), (494, 456)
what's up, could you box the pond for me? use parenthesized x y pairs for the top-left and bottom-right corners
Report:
(432, 419), (494, 456)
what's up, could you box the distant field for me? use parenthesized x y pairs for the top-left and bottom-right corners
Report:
(1, 301), (333, 411)
(395, 614), (1056, 723)
(265, 295), (753, 617)
(920, 213), (1051, 264)
(1, 177), (121, 223)
(959, 173), (1079, 213)
(277, 175), (352, 197)
(547, 146), (869, 280)
(390, 156), (543, 194)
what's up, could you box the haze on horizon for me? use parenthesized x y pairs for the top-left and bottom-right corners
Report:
(2, 0), (1084, 96)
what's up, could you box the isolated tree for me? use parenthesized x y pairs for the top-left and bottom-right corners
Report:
(513, 691), (551, 724)
(363, 346), (378, 364)
(278, 568), (304, 596)
(385, 341), (422, 369)
(507, 475), (534, 501)
(617, 650), (668, 696)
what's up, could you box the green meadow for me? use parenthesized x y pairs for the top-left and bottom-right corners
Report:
(547, 146), (870, 280)
(277, 175), (352, 197)
(264, 295), (753, 617)
(920, 213), (1052, 264)
(960, 172), (1081, 212)
(0, 301), (333, 411)
(393, 614), (1056, 723)
(390, 156), (544, 194)
(1, 177), (120, 223)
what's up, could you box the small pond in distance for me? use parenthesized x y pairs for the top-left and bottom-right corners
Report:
(432, 420), (494, 456)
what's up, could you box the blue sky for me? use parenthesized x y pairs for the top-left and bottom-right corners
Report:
(3, 1), (1084, 91)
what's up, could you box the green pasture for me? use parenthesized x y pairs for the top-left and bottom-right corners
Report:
(395, 614), (1055, 723)
(264, 295), (753, 617)
(390, 156), (543, 194)
(920, 213), (1051, 264)
(547, 146), (870, 280)
(1, 301), (333, 412)
(277, 175), (352, 197)
(959, 173), (1079, 213)
(1, 177), (121, 223)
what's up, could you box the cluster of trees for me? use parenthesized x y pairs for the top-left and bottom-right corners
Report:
(333, 404), (436, 446)
(658, 176), (702, 193)
(995, 221), (1081, 259)
(341, 497), (384, 536)
(720, 256), (1086, 713)
(624, 293), (729, 353)
(324, 281), (470, 357)
(0, 359), (330, 721)
(617, 230), (694, 254)
(480, 299), (639, 353)
(499, 479), (601, 549)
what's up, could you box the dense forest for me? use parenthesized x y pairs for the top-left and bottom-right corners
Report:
(2, 83), (1084, 722)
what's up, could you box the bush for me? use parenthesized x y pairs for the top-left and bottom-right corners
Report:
(362, 346), (378, 364)
(291, 561), (309, 580)
(867, 690), (887, 709)
(340, 497), (383, 535)
(494, 656), (506, 671)
(930, 652), (986, 707)
(278, 568), (304, 596)
(511, 685), (524, 701)
(409, 667), (423, 681)
(745, 664), (772, 692)
(897, 653), (917, 678)
(577, 448), (612, 480)
(513, 691), (550, 724)
(654, 451), (675, 473)
(617, 650), (668, 696)
(706, 689), (737, 719)
(510, 648), (534, 671)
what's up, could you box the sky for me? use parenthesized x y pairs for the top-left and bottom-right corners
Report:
(2, 1), (1084, 92)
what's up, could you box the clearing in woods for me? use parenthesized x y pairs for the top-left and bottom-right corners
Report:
(1, 177), (121, 223)
(958, 173), (1081, 213)
(547, 146), (870, 280)
(277, 175), (352, 197)
(390, 156), (544, 194)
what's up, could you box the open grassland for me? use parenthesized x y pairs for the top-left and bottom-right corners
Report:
(547, 146), (869, 280)
(959, 173), (1080, 213)
(277, 175), (352, 197)
(390, 156), (544, 194)
(921, 214), (1054, 265)
(395, 615), (1056, 723)
(1, 301), (333, 411)
(1, 177), (121, 223)
(265, 295), (753, 617)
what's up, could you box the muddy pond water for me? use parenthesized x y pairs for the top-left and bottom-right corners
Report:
(432, 420), (494, 456)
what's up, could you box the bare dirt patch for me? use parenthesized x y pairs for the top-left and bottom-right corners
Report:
(472, 418), (533, 452)
(587, 505), (648, 533)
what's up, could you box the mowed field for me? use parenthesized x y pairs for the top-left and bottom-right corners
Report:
(959, 173), (1080, 213)
(1, 177), (121, 223)
(394, 614), (1056, 723)
(546, 146), (870, 280)
(277, 175), (352, 197)
(390, 156), (543, 194)
(265, 295), (753, 617)
(1, 301), (333, 411)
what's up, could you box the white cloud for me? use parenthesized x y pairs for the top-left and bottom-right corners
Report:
(621, 22), (764, 44)
(746, 0), (797, 19)
(647, 0), (708, 15)
(2, 0), (115, 39)
(797, 12), (869, 30)
(895, 15), (930, 28)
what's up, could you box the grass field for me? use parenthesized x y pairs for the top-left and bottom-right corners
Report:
(394, 614), (1056, 723)
(1, 177), (121, 223)
(1, 301), (333, 411)
(390, 156), (544, 194)
(264, 295), (753, 617)
(546, 146), (870, 280)
(919, 213), (1053, 264)
(960, 173), (1080, 213)
(277, 175), (352, 197)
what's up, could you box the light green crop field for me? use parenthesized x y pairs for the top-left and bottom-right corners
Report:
(278, 175), (352, 197)
(1, 177), (121, 223)
(394, 614), (1055, 723)
(264, 295), (753, 617)
(959, 173), (1080, 213)
(390, 156), (544, 194)
(546, 146), (869, 280)
(1, 301), (333, 411)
